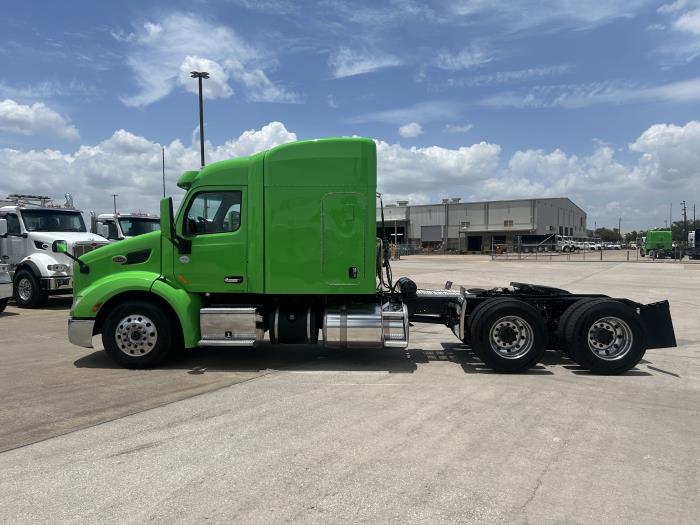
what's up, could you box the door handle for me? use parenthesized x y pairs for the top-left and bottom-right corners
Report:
(224, 276), (244, 284)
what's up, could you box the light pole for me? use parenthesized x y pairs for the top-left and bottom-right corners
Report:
(190, 71), (209, 168)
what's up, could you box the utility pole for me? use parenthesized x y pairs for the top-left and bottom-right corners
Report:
(162, 147), (166, 197)
(111, 194), (118, 215)
(618, 216), (621, 241)
(669, 203), (672, 232)
(681, 200), (688, 244)
(190, 70), (210, 168)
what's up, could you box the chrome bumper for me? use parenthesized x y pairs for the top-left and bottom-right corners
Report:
(68, 318), (95, 348)
(0, 279), (11, 300)
(42, 276), (72, 291)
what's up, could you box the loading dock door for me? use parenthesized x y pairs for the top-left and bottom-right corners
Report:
(467, 235), (482, 252)
(421, 225), (442, 242)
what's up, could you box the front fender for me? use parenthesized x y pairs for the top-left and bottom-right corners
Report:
(151, 278), (202, 348)
(19, 252), (71, 278)
(71, 272), (203, 349)
(71, 271), (159, 318)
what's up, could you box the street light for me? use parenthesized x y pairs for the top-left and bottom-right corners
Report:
(190, 71), (209, 168)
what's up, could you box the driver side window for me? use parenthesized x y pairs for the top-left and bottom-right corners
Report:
(184, 191), (241, 235)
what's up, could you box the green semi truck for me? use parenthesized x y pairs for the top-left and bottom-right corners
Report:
(61, 138), (676, 374)
(639, 230), (678, 259)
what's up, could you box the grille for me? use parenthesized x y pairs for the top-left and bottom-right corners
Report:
(72, 242), (107, 258)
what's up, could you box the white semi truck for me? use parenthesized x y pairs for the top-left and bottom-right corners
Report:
(0, 263), (11, 313)
(90, 212), (160, 242)
(0, 194), (108, 308)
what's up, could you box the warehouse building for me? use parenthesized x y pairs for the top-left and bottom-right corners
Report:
(377, 197), (587, 253)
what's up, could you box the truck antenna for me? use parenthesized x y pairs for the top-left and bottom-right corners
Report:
(190, 71), (209, 168)
(162, 147), (166, 197)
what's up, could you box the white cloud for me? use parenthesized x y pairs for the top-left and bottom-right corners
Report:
(118, 12), (299, 107)
(0, 99), (79, 140)
(398, 122), (423, 138)
(658, 1), (690, 14)
(0, 122), (296, 214)
(0, 81), (96, 101)
(376, 140), (501, 196)
(329, 47), (402, 79)
(447, 65), (573, 88)
(349, 101), (461, 124)
(178, 56), (233, 99)
(674, 8), (700, 34)
(445, 124), (473, 133)
(434, 46), (492, 71)
(2, 120), (699, 229)
(480, 77), (700, 108)
(448, 1), (656, 32)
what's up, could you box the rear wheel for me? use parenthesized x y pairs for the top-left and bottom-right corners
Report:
(469, 299), (547, 373)
(13, 270), (48, 308)
(565, 300), (645, 375)
(102, 300), (175, 368)
(556, 298), (606, 362)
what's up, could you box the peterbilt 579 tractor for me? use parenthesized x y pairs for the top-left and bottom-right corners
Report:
(64, 139), (676, 374)
(0, 194), (109, 308)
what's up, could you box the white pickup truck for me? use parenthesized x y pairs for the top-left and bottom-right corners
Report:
(0, 194), (108, 308)
(90, 212), (160, 241)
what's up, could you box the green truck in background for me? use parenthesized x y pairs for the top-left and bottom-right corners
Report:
(639, 230), (678, 259)
(61, 138), (676, 375)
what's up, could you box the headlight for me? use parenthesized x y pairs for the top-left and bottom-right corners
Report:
(48, 264), (69, 272)
(0, 263), (8, 273)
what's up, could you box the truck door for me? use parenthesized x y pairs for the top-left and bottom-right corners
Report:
(0, 213), (27, 271)
(172, 188), (247, 293)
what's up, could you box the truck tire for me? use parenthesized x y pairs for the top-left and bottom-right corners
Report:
(556, 298), (606, 362)
(0, 298), (7, 313)
(13, 270), (48, 308)
(468, 298), (547, 373)
(565, 299), (645, 375)
(102, 300), (174, 369)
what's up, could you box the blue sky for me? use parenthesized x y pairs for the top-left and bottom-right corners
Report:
(1, 0), (700, 230)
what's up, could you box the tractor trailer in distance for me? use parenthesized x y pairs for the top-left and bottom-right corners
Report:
(64, 138), (676, 374)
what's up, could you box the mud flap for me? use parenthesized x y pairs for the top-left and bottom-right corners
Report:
(639, 301), (677, 349)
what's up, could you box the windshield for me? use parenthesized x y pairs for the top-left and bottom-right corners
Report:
(118, 217), (160, 237)
(21, 210), (86, 232)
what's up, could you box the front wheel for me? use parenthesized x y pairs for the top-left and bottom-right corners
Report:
(468, 299), (547, 373)
(102, 300), (175, 368)
(13, 270), (48, 308)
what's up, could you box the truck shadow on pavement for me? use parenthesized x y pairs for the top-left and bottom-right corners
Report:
(74, 343), (654, 376)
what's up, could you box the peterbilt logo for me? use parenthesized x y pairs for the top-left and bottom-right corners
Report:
(112, 255), (127, 264)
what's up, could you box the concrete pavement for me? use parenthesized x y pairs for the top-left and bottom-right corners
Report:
(0, 257), (698, 523)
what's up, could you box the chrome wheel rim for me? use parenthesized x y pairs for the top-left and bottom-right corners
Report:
(17, 278), (33, 301)
(587, 317), (633, 360)
(489, 316), (534, 359)
(115, 314), (158, 357)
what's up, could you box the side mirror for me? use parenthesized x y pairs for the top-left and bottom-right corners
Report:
(160, 197), (191, 254)
(52, 240), (68, 253)
(160, 197), (174, 241)
(96, 224), (109, 239)
(0, 219), (6, 237)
